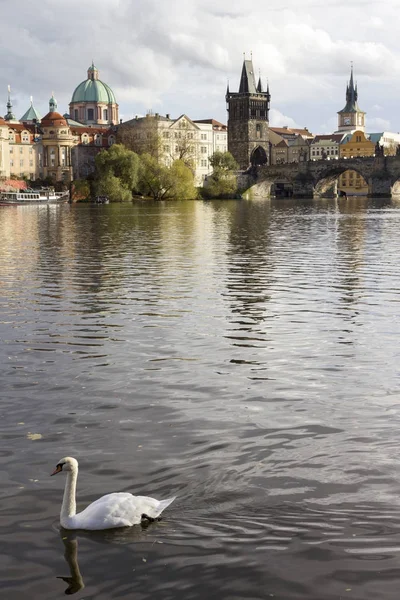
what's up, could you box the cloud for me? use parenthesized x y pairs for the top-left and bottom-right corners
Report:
(269, 108), (299, 128)
(1, 0), (400, 134)
(366, 117), (391, 131)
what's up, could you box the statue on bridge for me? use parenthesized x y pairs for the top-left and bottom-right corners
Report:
(375, 141), (384, 157)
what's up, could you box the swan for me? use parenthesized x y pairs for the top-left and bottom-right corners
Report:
(51, 456), (176, 530)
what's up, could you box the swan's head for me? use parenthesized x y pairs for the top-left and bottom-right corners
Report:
(51, 456), (78, 476)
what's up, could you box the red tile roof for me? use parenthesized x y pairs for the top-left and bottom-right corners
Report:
(41, 112), (68, 127)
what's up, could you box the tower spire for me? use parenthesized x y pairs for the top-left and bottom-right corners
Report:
(4, 84), (16, 121)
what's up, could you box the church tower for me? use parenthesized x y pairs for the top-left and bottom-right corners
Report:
(226, 57), (270, 170)
(337, 65), (365, 133)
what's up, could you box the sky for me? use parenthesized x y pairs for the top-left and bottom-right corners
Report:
(1, 0), (400, 134)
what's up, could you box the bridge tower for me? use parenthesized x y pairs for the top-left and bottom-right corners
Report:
(226, 57), (270, 170)
(337, 64), (366, 133)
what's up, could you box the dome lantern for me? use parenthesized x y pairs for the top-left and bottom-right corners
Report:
(87, 61), (99, 81)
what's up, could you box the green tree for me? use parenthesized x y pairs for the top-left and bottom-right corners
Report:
(94, 144), (140, 202)
(209, 151), (238, 172)
(203, 151), (238, 199)
(138, 154), (197, 200)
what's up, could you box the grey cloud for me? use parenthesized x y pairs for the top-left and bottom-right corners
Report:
(1, 0), (400, 132)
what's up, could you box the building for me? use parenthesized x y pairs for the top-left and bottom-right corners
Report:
(336, 65), (366, 133)
(368, 132), (400, 155)
(69, 63), (119, 127)
(310, 134), (343, 160)
(339, 130), (375, 159)
(0, 83), (117, 184)
(270, 127), (313, 165)
(118, 113), (220, 185)
(193, 119), (228, 154)
(226, 57), (271, 169)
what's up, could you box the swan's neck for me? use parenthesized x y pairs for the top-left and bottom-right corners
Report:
(61, 468), (77, 524)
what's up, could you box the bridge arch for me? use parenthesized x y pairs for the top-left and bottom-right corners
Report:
(314, 164), (370, 197)
(250, 146), (268, 167)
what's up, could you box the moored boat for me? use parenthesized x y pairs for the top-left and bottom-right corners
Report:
(0, 187), (69, 206)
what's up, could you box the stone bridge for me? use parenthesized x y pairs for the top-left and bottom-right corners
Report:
(239, 155), (400, 199)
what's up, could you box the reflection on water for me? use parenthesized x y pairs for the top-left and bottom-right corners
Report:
(2, 198), (400, 598)
(58, 530), (85, 595)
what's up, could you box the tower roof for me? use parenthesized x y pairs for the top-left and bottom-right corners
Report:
(338, 64), (365, 114)
(21, 97), (41, 122)
(239, 59), (257, 94)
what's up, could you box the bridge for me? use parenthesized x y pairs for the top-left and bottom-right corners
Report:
(239, 155), (400, 199)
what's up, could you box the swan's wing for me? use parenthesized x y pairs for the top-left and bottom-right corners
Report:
(73, 493), (142, 529)
(135, 495), (176, 518)
(71, 493), (176, 530)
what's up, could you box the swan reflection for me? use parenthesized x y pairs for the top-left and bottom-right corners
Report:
(57, 522), (158, 595)
(57, 530), (84, 595)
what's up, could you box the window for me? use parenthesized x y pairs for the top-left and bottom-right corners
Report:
(201, 146), (207, 154)
(61, 147), (67, 166)
(95, 135), (102, 146)
(108, 136), (115, 146)
(29, 160), (33, 167)
(201, 159), (207, 167)
(256, 124), (262, 139)
(29, 147), (33, 154)
(201, 133), (207, 140)
(103, 109), (108, 120)
(163, 131), (170, 138)
(87, 108), (94, 121)
(20, 147), (23, 154)
(10, 147), (13, 154)
(10, 159), (13, 167)
(163, 145), (170, 152)
(74, 109), (79, 121)
(20, 159), (24, 167)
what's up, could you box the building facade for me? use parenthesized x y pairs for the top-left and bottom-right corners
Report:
(310, 134), (343, 160)
(117, 113), (221, 185)
(226, 57), (270, 169)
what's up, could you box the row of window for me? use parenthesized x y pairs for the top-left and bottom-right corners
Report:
(74, 108), (109, 122)
(9, 159), (34, 167)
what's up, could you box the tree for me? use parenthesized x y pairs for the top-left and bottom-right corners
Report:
(171, 120), (197, 171)
(94, 144), (140, 202)
(138, 154), (197, 200)
(209, 151), (238, 172)
(203, 151), (239, 199)
(117, 121), (163, 159)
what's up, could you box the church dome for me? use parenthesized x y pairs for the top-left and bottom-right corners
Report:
(71, 63), (116, 104)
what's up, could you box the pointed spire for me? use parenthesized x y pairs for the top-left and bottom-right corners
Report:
(4, 84), (16, 121)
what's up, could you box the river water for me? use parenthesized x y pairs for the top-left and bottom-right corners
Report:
(1, 197), (400, 599)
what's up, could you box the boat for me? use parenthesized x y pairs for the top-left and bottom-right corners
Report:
(93, 195), (110, 204)
(0, 187), (69, 206)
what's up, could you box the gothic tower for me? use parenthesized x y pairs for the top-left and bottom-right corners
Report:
(337, 65), (366, 133)
(226, 57), (271, 169)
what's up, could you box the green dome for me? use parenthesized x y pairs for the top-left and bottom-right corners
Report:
(71, 79), (116, 104)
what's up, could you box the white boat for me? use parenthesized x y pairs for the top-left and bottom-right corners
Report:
(0, 187), (69, 205)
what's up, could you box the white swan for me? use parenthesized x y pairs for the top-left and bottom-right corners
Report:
(51, 456), (175, 530)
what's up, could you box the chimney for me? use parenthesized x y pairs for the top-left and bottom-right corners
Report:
(166, 113), (170, 119)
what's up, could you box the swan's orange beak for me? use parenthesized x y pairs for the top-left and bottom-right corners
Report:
(51, 464), (62, 476)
